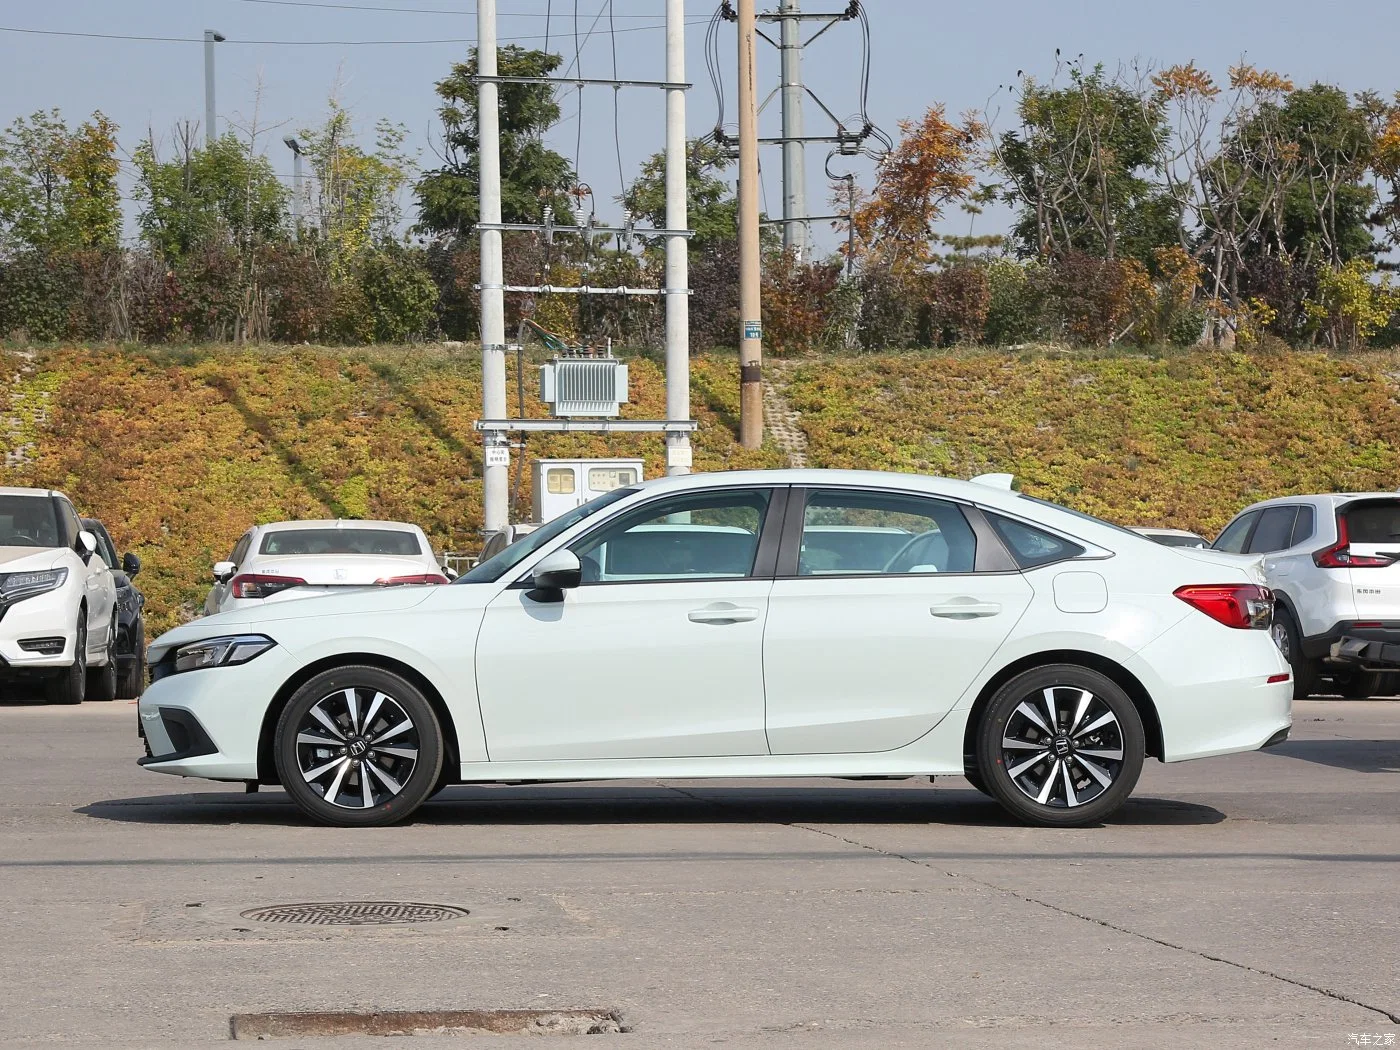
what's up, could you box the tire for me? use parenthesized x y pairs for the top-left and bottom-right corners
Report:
(1334, 671), (1382, 700)
(1270, 607), (1318, 702)
(274, 666), (444, 828)
(86, 621), (119, 702)
(975, 664), (1146, 828)
(44, 613), (87, 706)
(117, 633), (146, 700)
(962, 765), (993, 797)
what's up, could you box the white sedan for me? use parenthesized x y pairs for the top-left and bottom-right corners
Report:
(203, 520), (448, 616)
(139, 470), (1292, 828)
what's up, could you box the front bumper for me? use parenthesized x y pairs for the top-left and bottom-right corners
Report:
(0, 586), (78, 673)
(136, 646), (290, 781)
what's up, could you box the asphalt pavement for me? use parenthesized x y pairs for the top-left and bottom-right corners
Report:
(0, 695), (1396, 1049)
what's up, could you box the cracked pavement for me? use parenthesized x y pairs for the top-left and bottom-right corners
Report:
(0, 697), (1396, 1048)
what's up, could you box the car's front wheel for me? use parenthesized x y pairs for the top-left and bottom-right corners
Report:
(87, 621), (119, 702)
(44, 614), (87, 705)
(273, 666), (444, 827)
(976, 664), (1145, 828)
(117, 626), (145, 700)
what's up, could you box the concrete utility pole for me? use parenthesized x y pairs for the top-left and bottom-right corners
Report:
(203, 30), (224, 147)
(664, 0), (692, 476)
(778, 0), (808, 258)
(736, 0), (764, 450)
(477, 0), (509, 535)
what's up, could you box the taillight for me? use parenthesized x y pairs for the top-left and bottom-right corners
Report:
(1313, 515), (1395, 568)
(231, 573), (307, 599)
(1175, 584), (1274, 630)
(375, 573), (449, 587)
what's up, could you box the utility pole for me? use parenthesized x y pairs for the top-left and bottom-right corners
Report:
(283, 137), (303, 238)
(477, 0), (509, 535)
(203, 30), (224, 147)
(664, 0), (692, 476)
(778, 0), (807, 258)
(737, 0), (764, 450)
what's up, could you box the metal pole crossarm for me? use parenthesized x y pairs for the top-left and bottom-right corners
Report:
(757, 9), (857, 20)
(476, 284), (691, 297)
(472, 74), (692, 90)
(475, 419), (699, 434)
(474, 221), (694, 238)
(760, 213), (849, 225)
(758, 134), (856, 144)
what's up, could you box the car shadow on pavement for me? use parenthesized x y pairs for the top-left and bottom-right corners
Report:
(1264, 737), (1400, 773)
(75, 785), (1226, 829)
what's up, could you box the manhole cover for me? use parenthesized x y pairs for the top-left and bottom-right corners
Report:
(240, 902), (470, 926)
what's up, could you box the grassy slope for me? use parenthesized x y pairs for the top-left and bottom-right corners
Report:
(4, 343), (1399, 634)
(783, 348), (1400, 537)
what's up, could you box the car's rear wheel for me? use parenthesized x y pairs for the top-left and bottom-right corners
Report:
(1333, 670), (1383, 700)
(273, 666), (443, 828)
(44, 614), (87, 706)
(86, 621), (119, 702)
(976, 665), (1145, 828)
(1270, 608), (1317, 702)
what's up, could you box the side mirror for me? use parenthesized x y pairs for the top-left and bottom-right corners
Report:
(530, 549), (582, 592)
(122, 552), (141, 577)
(77, 531), (98, 560)
(212, 560), (237, 584)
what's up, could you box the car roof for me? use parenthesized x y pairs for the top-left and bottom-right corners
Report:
(253, 519), (423, 533)
(1131, 527), (1203, 538)
(0, 486), (63, 499)
(1231, 492), (1400, 516)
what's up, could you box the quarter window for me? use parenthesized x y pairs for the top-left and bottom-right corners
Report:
(1290, 506), (1315, 547)
(985, 513), (1085, 569)
(796, 490), (977, 575)
(571, 489), (770, 583)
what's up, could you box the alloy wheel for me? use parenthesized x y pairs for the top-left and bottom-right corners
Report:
(1270, 621), (1290, 661)
(1000, 686), (1126, 809)
(294, 687), (421, 810)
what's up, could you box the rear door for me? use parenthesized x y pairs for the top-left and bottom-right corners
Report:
(1341, 499), (1400, 621)
(761, 487), (1033, 755)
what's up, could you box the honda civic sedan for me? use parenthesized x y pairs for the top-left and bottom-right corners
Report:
(138, 470), (1293, 828)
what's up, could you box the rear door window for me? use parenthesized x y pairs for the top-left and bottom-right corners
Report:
(1213, 511), (1260, 554)
(1247, 507), (1299, 554)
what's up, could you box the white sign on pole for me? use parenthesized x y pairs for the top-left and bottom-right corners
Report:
(666, 444), (693, 469)
(484, 446), (510, 468)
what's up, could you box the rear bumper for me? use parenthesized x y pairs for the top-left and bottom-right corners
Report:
(1303, 622), (1400, 663)
(1329, 632), (1400, 671)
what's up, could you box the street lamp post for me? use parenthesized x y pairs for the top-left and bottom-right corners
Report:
(283, 136), (303, 237)
(204, 30), (225, 146)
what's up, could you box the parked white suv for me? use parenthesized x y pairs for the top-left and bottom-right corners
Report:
(204, 520), (447, 616)
(0, 488), (119, 704)
(1214, 493), (1400, 699)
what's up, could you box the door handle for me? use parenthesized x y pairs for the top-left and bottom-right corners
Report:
(688, 605), (760, 625)
(930, 600), (1002, 620)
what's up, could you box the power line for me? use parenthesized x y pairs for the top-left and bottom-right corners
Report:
(0, 20), (705, 46)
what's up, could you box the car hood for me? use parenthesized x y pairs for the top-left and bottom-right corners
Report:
(0, 547), (66, 572)
(149, 585), (441, 662)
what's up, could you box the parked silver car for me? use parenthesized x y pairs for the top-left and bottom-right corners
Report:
(204, 520), (448, 617)
(1213, 493), (1400, 699)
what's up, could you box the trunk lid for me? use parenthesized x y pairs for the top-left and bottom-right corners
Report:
(1339, 498), (1400, 620)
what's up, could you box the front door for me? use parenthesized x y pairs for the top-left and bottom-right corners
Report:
(763, 487), (1033, 755)
(474, 487), (782, 762)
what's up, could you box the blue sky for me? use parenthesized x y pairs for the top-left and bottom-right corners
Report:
(2, 0), (1397, 252)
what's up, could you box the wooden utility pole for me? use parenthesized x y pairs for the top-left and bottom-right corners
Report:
(737, 0), (764, 450)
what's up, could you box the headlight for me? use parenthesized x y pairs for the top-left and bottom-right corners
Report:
(0, 567), (69, 604)
(172, 634), (275, 674)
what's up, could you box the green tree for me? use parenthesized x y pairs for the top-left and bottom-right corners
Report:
(620, 138), (736, 252)
(0, 109), (120, 253)
(299, 101), (413, 277)
(132, 125), (287, 258)
(415, 46), (575, 235)
(991, 62), (1177, 263)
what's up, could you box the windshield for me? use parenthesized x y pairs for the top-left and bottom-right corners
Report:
(458, 487), (638, 584)
(0, 495), (61, 548)
(260, 528), (423, 557)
